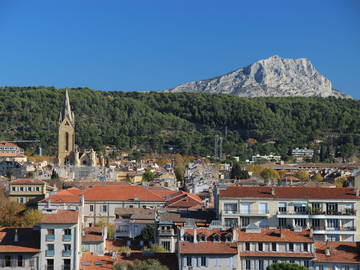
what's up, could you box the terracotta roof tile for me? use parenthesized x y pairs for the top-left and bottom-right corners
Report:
(314, 242), (360, 264)
(41, 210), (79, 224)
(220, 186), (360, 200)
(179, 241), (237, 254)
(0, 227), (40, 253)
(240, 251), (314, 258)
(10, 179), (45, 185)
(238, 228), (313, 243)
(82, 227), (104, 243)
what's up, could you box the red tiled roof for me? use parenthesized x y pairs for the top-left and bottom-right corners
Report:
(40, 210), (79, 224)
(166, 192), (202, 208)
(83, 185), (168, 202)
(0, 141), (19, 147)
(238, 228), (313, 243)
(80, 253), (113, 270)
(0, 227), (40, 253)
(82, 227), (104, 243)
(179, 241), (237, 254)
(10, 179), (45, 185)
(220, 186), (360, 199)
(314, 242), (360, 264)
(184, 228), (233, 239)
(240, 251), (314, 258)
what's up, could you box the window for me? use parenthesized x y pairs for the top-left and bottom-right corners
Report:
(186, 256), (192, 266)
(201, 256), (207, 267)
(102, 205), (107, 212)
(27, 187), (31, 191)
(278, 218), (287, 228)
(29, 258), (35, 267)
(294, 205), (307, 214)
(162, 241), (170, 251)
(19, 197), (24, 204)
(259, 260), (264, 270)
(213, 234), (221, 242)
(12, 186), (16, 192)
(65, 132), (69, 151)
(312, 219), (320, 229)
(63, 259), (71, 270)
(241, 202), (250, 214)
(224, 203), (237, 213)
(326, 234), (339, 241)
(47, 229), (55, 235)
(258, 242), (263, 251)
(225, 218), (237, 227)
(36, 186), (40, 192)
(241, 217), (250, 227)
(64, 244), (71, 251)
(304, 261), (309, 267)
(5, 255), (11, 267)
(64, 228), (71, 236)
(312, 202), (321, 213)
(89, 205), (94, 212)
(259, 203), (268, 214)
(198, 234), (206, 242)
(326, 203), (338, 214)
(303, 243), (309, 252)
(245, 242), (251, 251)
(143, 205), (147, 209)
(245, 260), (251, 270)
(47, 259), (54, 270)
(273, 260), (278, 264)
(129, 205), (134, 208)
(271, 242), (277, 251)
(48, 244), (54, 250)
(17, 255), (23, 267)
(289, 243), (294, 252)
(184, 234), (193, 242)
(294, 218), (306, 227)
(20, 187), (24, 191)
(327, 219), (339, 229)
(277, 202), (286, 212)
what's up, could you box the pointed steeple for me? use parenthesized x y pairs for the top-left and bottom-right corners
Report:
(62, 90), (74, 124)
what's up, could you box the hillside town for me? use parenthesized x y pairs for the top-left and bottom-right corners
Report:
(0, 91), (359, 270)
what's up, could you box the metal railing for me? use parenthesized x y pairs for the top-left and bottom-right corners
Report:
(312, 226), (356, 231)
(46, 234), (55, 241)
(62, 250), (71, 257)
(277, 209), (356, 216)
(62, 234), (72, 241)
(45, 250), (54, 257)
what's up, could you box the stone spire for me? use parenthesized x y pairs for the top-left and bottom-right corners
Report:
(62, 90), (75, 124)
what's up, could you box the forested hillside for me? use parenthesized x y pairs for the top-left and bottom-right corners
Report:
(0, 86), (359, 161)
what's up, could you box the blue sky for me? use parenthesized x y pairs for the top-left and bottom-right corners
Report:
(0, 0), (359, 98)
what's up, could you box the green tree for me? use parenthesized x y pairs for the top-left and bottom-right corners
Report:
(142, 170), (155, 182)
(230, 162), (250, 179)
(143, 244), (167, 253)
(267, 262), (308, 270)
(22, 209), (42, 226)
(51, 169), (59, 179)
(113, 259), (169, 270)
(137, 225), (155, 243)
(260, 168), (280, 183)
(295, 170), (310, 181)
(311, 173), (323, 182)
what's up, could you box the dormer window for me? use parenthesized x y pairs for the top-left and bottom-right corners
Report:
(213, 234), (221, 242)
(198, 233), (206, 242)
(184, 234), (193, 242)
(226, 235), (232, 242)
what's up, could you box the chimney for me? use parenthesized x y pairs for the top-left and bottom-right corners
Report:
(47, 199), (51, 209)
(309, 228), (313, 238)
(14, 229), (18, 243)
(80, 194), (85, 207)
(193, 228), (197, 243)
(356, 189), (359, 197)
(271, 186), (275, 196)
(102, 226), (108, 241)
(325, 240), (331, 257)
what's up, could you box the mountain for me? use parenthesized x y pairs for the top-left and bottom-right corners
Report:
(166, 55), (351, 98)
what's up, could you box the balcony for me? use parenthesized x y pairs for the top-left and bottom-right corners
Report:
(63, 234), (72, 242)
(46, 250), (55, 257)
(222, 210), (269, 217)
(312, 226), (356, 234)
(46, 234), (55, 241)
(62, 250), (71, 257)
(277, 209), (356, 219)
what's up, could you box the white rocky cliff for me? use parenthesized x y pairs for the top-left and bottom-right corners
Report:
(166, 55), (350, 98)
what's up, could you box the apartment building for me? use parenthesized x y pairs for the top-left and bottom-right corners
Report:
(39, 209), (81, 270)
(9, 178), (47, 205)
(217, 186), (360, 242)
(178, 226), (238, 270)
(238, 226), (314, 270)
(0, 227), (40, 270)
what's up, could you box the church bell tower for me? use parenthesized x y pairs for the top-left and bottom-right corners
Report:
(57, 90), (75, 165)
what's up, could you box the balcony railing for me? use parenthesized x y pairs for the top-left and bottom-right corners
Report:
(222, 210), (269, 215)
(62, 250), (71, 257)
(62, 234), (72, 242)
(45, 250), (55, 257)
(312, 226), (356, 231)
(46, 234), (55, 241)
(278, 209), (356, 216)
(46, 265), (54, 270)
(62, 265), (71, 270)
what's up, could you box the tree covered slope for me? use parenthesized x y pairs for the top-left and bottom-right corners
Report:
(0, 87), (359, 160)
